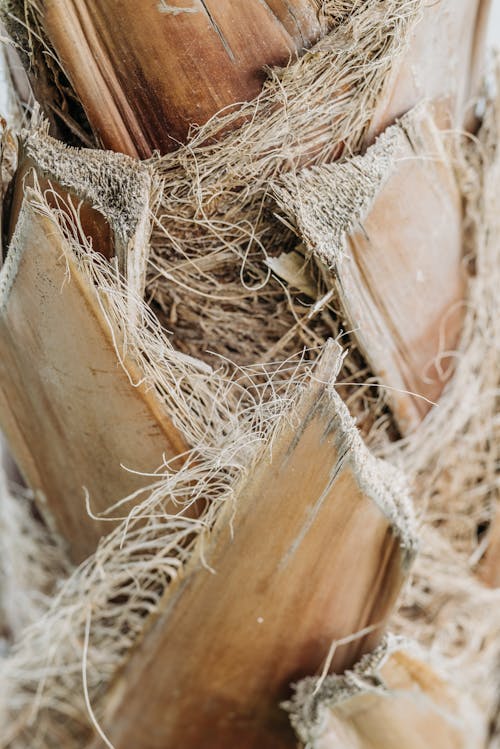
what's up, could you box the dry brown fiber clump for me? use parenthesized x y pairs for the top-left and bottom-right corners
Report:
(0, 1), (498, 748)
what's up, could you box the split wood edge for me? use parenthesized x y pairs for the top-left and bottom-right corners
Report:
(286, 635), (484, 749)
(0, 193), (187, 562)
(87, 343), (417, 749)
(9, 128), (153, 301)
(273, 105), (466, 435)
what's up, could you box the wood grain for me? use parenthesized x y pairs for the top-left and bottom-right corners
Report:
(367, 0), (491, 141)
(88, 345), (415, 749)
(316, 649), (481, 749)
(0, 197), (187, 561)
(343, 115), (465, 433)
(42, 0), (325, 157)
(274, 109), (466, 434)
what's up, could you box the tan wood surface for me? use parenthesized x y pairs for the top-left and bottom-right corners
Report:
(275, 109), (466, 435)
(349, 120), (464, 433)
(0, 197), (187, 561)
(479, 509), (500, 588)
(343, 117), (465, 433)
(367, 0), (491, 141)
(317, 649), (480, 749)
(88, 346), (415, 749)
(42, 0), (325, 157)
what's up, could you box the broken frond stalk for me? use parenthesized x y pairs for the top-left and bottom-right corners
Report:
(87, 344), (416, 749)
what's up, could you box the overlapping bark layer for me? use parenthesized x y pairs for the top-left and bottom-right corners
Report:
(0, 2), (497, 748)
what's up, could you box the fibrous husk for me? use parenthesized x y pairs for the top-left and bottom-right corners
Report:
(84, 343), (415, 749)
(0, 192), (189, 561)
(287, 61), (500, 748)
(0, 3), (497, 748)
(0, 184), (316, 746)
(0, 440), (69, 646)
(384, 68), (500, 737)
(272, 104), (466, 434)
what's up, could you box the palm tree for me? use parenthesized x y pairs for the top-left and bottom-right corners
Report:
(0, 2), (498, 748)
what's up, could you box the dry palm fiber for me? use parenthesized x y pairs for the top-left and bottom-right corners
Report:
(0, 449), (69, 647)
(84, 342), (416, 749)
(0, 83), (497, 749)
(271, 104), (466, 434)
(386, 74), (500, 743)
(0, 2), (497, 749)
(285, 68), (500, 747)
(0, 194), (316, 746)
(0, 190), (412, 747)
(145, 0), (430, 370)
(0, 0), (483, 434)
(2, 0), (425, 365)
(140, 0), (484, 377)
(0, 1), (422, 151)
(20, 0), (485, 158)
(0, 0), (442, 590)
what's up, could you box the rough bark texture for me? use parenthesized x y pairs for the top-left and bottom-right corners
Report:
(0, 198), (186, 561)
(286, 638), (484, 749)
(0, 2), (497, 748)
(88, 345), (415, 749)
(274, 107), (466, 433)
(43, 0), (326, 156)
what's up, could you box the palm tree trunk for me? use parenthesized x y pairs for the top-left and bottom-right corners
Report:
(0, 2), (498, 748)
